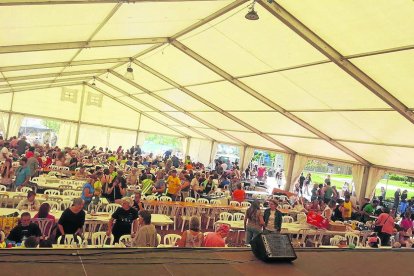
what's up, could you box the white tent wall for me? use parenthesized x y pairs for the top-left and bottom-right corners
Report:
(0, 93), (13, 111)
(11, 85), (82, 121)
(107, 128), (136, 151)
(0, 112), (9, 136)
(136, 132), (147, 148)
(57, 121), (77, 148)
(78, 124), (110, 149)
(188, 138), (212, 166)
(7, 114), (24, 139)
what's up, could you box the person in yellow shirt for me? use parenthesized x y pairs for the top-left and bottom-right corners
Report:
(166, 170), (181, 201)
(342, 194), (356, 220)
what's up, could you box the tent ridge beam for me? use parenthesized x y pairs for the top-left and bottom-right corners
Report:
(259, 0), (414, 126)
(85, 83), (189, 138)
(95, 77), (216, 142)
(0, 81), (83, 94)
(109, 69), (247, 146)
(0, 76), (93, 90)
(171, 40), (368, 164)
(0, 69), (105, 82)
(0, 37), (167, 54)
(133, 59), (295, 154)
(0, 0), (219, 6)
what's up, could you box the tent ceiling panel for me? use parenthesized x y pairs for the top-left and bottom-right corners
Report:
(74, 45), (155, 61)
(113, 63), (173, 91)
(163, 112), (208, 128)
(0, 4), (116, 45)
(101, 74), (146, 95)
(12, 85), (82, 121)
(63, 63), (116, 73)
(0, 49), (78, 67)
(352, 50), (414, 108)
(116, 96), (153, 112)
(139, 115), (184, 137)
(340, 142), (414, 171)
(193, 127), (236, 144)
(294, 111), (414, 147)
(0, 93), (12, 110)
(241, 62), (388, 110)
(142, 112), (183, 127)
(55, 74), (96, 81)
(269, 135), (356, 162)
(7, 77), (56, 86)
(190, 112), (248, 131)
(171, 126), (205, 139)
(152, 89), (213, 111)
(189, 81), (273, 111)
(93, 1), (233, 40)
(225, 131), (284, 151)
(93, 81), (125, 98)
(132, 94), (178, 112)
(3, 67), (65, 78)
(179, 4), (326, 76)
(229, 112), (316, 137)
(81, 90), (140, 130)
(277, 0), (414, 55)
(138, 45), (223, 86)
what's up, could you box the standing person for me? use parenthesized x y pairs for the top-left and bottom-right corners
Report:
(323, 182), (333, 204)
(374, 208), (395, 246)
(107, 175), (127, 204)
(101, 168), (113, 199)
(244, 200), (265, 245)
(232, 183), (246, 203)
(263, 199), (283, 232)
(57, 198), (85, 241)
(14, 157), (31, 191)
(310, 184), (319, 202)
(107, 197), (138, 243)
(176, 216), (204, 247)
(180, 174), (191, 200)
(81, 175), (96, 210)
(400, 190), (408, 214)
(322, 200), (336, 221)
(257, 164), (266, 183)
(166, 170), (181, 201)
(132, 210), (158, 247)
(380, 187), (386, 200)
(304, 173), (312, 196)
(342, 194), (356, 221)
(393, 189), (401, 211)
(16, 136), (29, 156)
(299, 173), (305, 195)
(324, 175), (331, 184)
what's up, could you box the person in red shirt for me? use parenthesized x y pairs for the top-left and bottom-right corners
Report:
(203, 224), (230, 247)
(232, 183), (246, 203)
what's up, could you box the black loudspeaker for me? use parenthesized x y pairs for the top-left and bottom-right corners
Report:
(250, 233), (297, 262)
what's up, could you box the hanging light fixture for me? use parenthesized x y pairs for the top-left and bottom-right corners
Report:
(125, 59), (134, 80)
(245, 0), (259, 20)
(92, 77), (96, 86)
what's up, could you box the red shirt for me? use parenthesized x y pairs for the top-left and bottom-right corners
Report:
(233, 189), (246, 203)
(258, 167), (266, 177)
(203, 233), (225, 247)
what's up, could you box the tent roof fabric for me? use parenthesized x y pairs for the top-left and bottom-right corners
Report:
(0, 0), (413, 172)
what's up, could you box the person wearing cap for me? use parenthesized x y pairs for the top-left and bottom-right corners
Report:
(14, 157), (31, 191)
(16, 191), (40, 211)
(203, 224), (230, 247)
(81, 175), (96, 210)
(107, 197), (138, 243)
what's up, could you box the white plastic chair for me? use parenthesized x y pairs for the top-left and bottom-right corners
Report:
(196, 198), (209, 204)
(157, 233), (161, 245)
(180, 206), (199, 232)
(57, 234), (83, 245)
(210, 199), (221, 205)
(184, 197), (196, 203)
(82, 221), (104, 241)
(0, 194), (9, 207)
(63, 190), (77, 196)
(240, 201), (251, 208)
(61, 200), (73, 210)
(31, 218), (54, 239)
(45, 189), (60, 196)
(106, 203), (121, 213)
(0, 185), (6, 191)
(73, 191), (83, 197)
(91, 232), (114, 246)
(119, 235), (132, 247)
(282, 204), (292, 210)
(233, 213), (245, 221)
(12, 195), (26, 208)
(21, 187), (33, 193)
(146, 195), (158, 201)
(345, 233), (360, 246)
(163, 234), (181, 247)
(44, 201), (60, 211)
(282, 216), (294, 223)
(229, 201), (240, 207)
(159, 196), (172, 202)
(219, 212), (233, 221)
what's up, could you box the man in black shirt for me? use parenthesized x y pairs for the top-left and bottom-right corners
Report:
(7, 212), (41, 243)
(107, 197), (138, 243)
(57, 198), (85, 241)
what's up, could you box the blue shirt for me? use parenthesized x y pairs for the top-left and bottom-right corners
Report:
(15, 166), (30, 187)
(81, 182), (94, 202)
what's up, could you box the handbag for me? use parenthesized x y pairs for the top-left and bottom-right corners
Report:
(374, 215), (390, 233)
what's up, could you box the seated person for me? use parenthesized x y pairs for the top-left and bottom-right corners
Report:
(203, 224), (230, 247)
(74, 166), (90, 180)
(177, 216), (203, 247)
(332, 199), (344, 221)
(24, 236), (39, 248)
(132, 210), (158, 247)
(141, 174), (154, 196)
(16, 191), (40, 211)
(232, 183), (246, 203)
(362, 200), (379, 222)
(7, 212), (41, 244)
(132, 190), (144, 211)
(34, 202), (56, 221)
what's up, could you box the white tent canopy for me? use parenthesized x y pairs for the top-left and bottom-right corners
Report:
(1, 0), (414, 181)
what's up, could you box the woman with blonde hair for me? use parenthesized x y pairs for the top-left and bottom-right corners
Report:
(107, 197), (138, 243)
(176, 216), (203, 247)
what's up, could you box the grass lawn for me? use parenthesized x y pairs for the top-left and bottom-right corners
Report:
(304, 171), (414, 199)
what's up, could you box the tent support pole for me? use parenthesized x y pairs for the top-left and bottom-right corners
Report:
(5, 90), (15, 139)
(75, 84), (86, 145)
(285, 154), (296, 192)
(135, 114), (141, 146)
(358, 166), (370, 204)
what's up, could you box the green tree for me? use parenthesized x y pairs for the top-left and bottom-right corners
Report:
(41, 119), (61, 133)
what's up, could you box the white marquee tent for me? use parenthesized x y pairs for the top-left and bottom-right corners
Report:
(0, 0), (413, 199)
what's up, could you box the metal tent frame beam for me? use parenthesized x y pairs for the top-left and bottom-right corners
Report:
(0, 69), (105, 82)
(0, 76), (93, 90)
(171, 40), (369, 165)
(133, 60), (294, 154)
(108, 70), (248, 146)
(259, 0), (414, 126)
(0, 38), (167, 54)
(0, 0), (218, 5)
